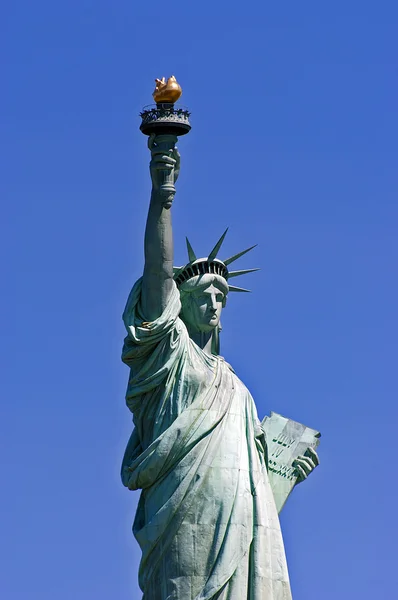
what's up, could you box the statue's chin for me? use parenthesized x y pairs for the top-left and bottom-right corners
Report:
(180, 317), (218, 334)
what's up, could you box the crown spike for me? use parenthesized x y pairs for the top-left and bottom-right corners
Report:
(228, 285), (251, 293)
(208, 228), (229, 262)
(224, 244), (257, 266)
(186, 237), (197, 262)
(228, 268), (260, 279)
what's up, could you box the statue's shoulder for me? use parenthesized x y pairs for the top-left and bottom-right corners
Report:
(217, 355), (236, 374)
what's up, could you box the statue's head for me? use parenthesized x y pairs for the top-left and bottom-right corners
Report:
(174, 230), (258, 349)
(179, 273), (228, 333)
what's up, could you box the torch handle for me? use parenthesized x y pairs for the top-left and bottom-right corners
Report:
(149, 134), (178, 208)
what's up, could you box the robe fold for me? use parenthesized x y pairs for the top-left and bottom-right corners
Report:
(121, 279), (292, 600)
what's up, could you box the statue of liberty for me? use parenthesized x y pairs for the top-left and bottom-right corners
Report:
(121, 78), (319, 600)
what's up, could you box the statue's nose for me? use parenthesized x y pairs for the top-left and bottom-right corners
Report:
(209, 297), (218, 310)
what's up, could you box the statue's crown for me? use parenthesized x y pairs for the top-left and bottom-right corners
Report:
(173, 229), (259, 293)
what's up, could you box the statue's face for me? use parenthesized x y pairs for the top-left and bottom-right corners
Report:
(181, 284), (225, 332)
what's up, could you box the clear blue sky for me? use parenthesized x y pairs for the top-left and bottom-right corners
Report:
(2, 1), (397, 598)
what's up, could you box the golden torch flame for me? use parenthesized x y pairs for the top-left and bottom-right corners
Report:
(153, 76), (182, 104)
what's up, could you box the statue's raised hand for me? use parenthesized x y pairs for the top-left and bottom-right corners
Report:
(148, 133), (180, 207)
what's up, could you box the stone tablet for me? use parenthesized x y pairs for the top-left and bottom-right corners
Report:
(261, 412), (321, 513)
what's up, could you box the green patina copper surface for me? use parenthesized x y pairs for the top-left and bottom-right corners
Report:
(121, 132), (320, 599)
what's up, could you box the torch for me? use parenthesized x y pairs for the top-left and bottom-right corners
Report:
(140, 76), (191, 207)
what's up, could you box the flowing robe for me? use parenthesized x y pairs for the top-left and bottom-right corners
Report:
(121, 279), (292, 600)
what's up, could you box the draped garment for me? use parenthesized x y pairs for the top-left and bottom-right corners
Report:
(121, 279), (292, 600)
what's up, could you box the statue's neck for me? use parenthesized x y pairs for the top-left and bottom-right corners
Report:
(186, 327), (218, 356)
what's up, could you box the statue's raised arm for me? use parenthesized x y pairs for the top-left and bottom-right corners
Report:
(141, 133), (180, 321)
